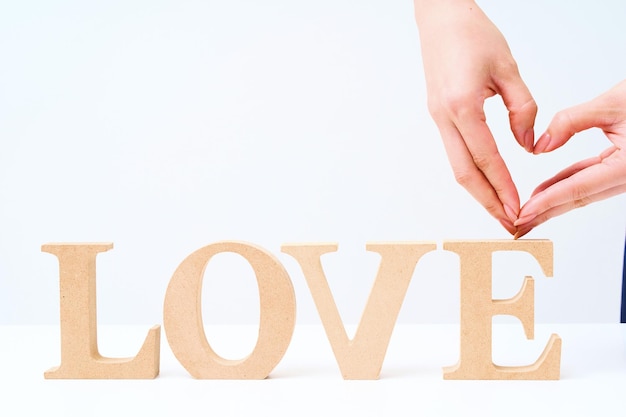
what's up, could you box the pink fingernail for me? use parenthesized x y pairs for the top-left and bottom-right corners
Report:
(524, 129), (534, 153)
(533, 133), (551, 154)
(504, 204), (519, 223)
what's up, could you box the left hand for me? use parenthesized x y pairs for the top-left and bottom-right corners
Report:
(514, 80), (626, 238)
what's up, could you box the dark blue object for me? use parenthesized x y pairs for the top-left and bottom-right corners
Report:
(622, 238), (626, 323)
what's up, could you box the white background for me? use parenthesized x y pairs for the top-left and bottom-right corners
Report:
(1, 0), (625, 326)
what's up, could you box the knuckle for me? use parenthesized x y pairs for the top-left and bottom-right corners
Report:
(443, 91), (477, 118)
(482, 199), (502, 217)
(519, 98), (538, 116)
(451, 169), (502, 216)
(551, 111), (568, 126)
(451, 165), (488, 193)
(430, 89), (481, 121)
(471, 150), (498, 173)
(428, 84), (485, 123)
(507, 97), (537, 124)
(572, 197), (592, 209)
(426, 98), (445, 121)
(571, 186), (592, 209)
(551, 111), (575, 135)
(494, 58), (519, 76)
(452, 168), (474, 188)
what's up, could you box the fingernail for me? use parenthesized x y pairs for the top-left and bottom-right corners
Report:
(533, 133), (551, 154)
(524, 129), (534, 153)
(504, 204), (519, 223)
(514, 212), (537, 226)
(514, 226), (532, 240)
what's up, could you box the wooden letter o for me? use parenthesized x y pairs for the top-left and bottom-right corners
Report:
(163, 241), (296, 379)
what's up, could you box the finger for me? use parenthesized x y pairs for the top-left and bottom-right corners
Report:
(515, 148), (625, 225)
(517, 183), (626, 233)
(514, 225), (534, 240)
(530, 147), (618, 197)
(436, 122), (517, 233)
(453, 113), (521, 221)
(494, 67), (537, 153)
(533, 96), (618, 154)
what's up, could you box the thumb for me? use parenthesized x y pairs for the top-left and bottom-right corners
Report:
(496, 69), (537, 153)
(533, 97), (611, 154)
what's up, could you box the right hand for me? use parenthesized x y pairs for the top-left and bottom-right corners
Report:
(414, 0), (537, 234)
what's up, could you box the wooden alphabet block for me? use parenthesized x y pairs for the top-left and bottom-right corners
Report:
(442, 240), (561, 380)
(42, 239), (563, 381)
(42, 243), (160, 379)
(162, 241), (296, 379)
(282, 242), (437, 379)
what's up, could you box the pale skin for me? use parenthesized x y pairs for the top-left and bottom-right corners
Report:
(414, 0), (626, 237)
(514, 80), (626, 238)
(414, 0), (536, 235)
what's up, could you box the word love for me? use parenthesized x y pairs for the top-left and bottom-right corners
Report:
(42, 240), (561, 381)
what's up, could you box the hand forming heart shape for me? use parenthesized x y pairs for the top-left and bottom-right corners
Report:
(414, 0), (626, 238)
(513, 79), (626, 238)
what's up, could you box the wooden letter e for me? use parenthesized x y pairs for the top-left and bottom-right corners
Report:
(443, 240), (561, 380)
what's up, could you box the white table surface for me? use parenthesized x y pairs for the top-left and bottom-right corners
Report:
(1, 324), (625, 416)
